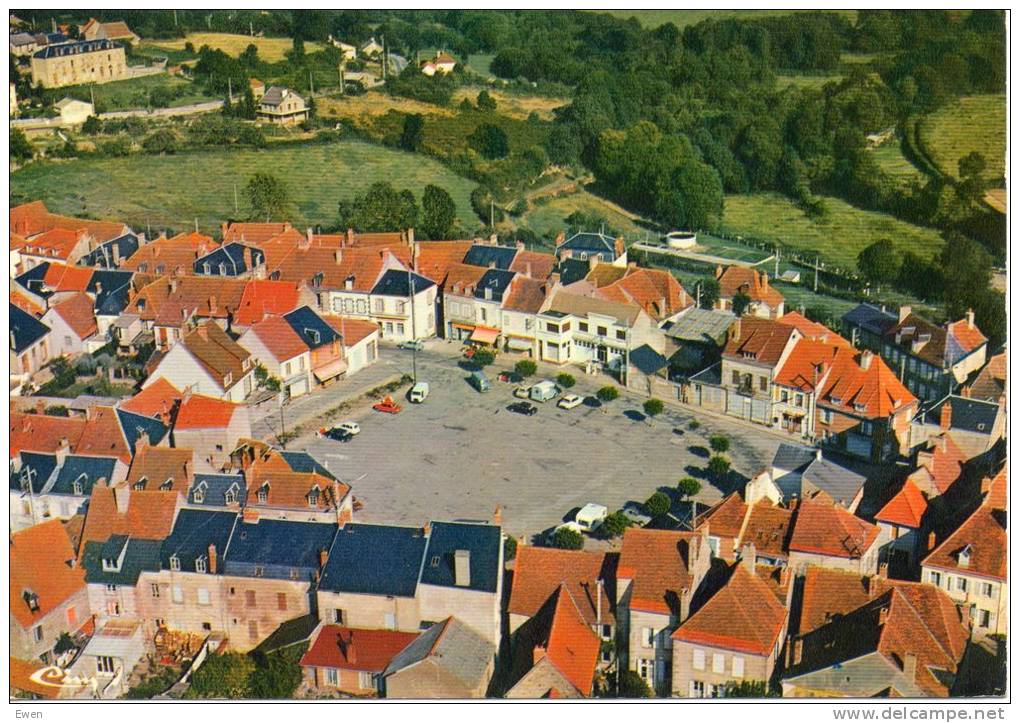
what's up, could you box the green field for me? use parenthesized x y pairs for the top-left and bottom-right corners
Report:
(10, 140), (478, 235)
(919, 94), (1006, 184)
(869, 140), (927, 186)
(514, 190), (648, 247)
(466, 54), (495, 77)
(695, 234), (773, 264)
(776, 74), (843, 91)
(596, 9), (856, 29)
(48, 74), (212, 112)
(719, 193), (946, 269)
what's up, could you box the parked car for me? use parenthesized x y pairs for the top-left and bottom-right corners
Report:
(557, 394), (583, 410)
(399, 339), (425, 351)
(338, 421), (360, 435)
(583, 396), (603, 408)
(513, 385), (532, 399)
(372, 395), (402, 414)
(317, 427), (353, 442)
(507, 401), (538, 416)
(621, 501), (652, 527)
(574, 503), (609, 532)
(469, 371), (492, 393)
(498, 370), (523, 383)
(530, 380), (559, 402)
(409, 381), (430, 403)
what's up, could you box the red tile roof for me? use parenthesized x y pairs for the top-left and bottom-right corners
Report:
(502, 275), (547, 314)
(127, 275), (247, 326)
(21, 227), (84, 261)
(414, 240), (473, 284)
(247, 314), (308, 362)
(9, 657), (64, 699)
(508, 546), (615, 626)
(775, 338), (852, 392)
(439, 262), (487, 298)
(906, 433), (968, 497)
(817, 350), (916, 419)
(42, 262), (94, 292)
(788, 499), (879, 559)
(246, 460), (349, 512)
(544, 586), (601, 696)
(322, 316), (380, 347)
(125, 446), (193, 490)
(179, 322), (251, 390)
(75, 406), (131, 463)
(875, 480), (928, 529)
(10, 201), (127, 244)
(797, 566), (875, 634)
(886, 312), (987, 369)
(301, 626), (420, 672)
(9, 411), (86, 458)
(717, 266), (784, 308)
(79, 484), (181, 551)
(263, 244), (410, 293)
(723, 317), (798, 367)
(174, 393), (241, 430)
(10, 290), (46, 317)
(234, 279), (306, 327)
(509, 250), (557, 281)
(50, 293), (98, 340)
(618, 528), (703, 614)
(122, 232), (215, 276)
(696, 492), (748, 539)
(119, 378), (181, 421)
(595, 267), (692, 320)
(224, 221), (293, 246)
(779, 312), (853, 347)
(923, 472), (1006, 582)
(967, 352), (1006, 401)
(673, 563), (787, 656)
(739, 503), (792, 560)
(10, 519), (86, 629)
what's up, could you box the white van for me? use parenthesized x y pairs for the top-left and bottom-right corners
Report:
(409, 382), (430, 403)
(529, 380), (559, 403)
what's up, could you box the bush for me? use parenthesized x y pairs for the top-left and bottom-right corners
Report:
(708, 455), (731, 479)
(99, 137), (132, 157)
(467, 122), (510, 159)
(677, 477), (701, 499)
(472, 348), (496, 367)
(709, 434), (730, 454)
(687, 419), (701, 431)
(596, 385), (619, 402)
(81, 115), (103, 135)
(515, 359), (537, 377)
(510, 199), (529, 216)
(617, 670), (653, 698)
(185, 653), (255, 699)
(643, 398), (664, 417)
(644, 491), (671, 517)
(504, 535), (518, 561)
(476, 89), (497, 111)
(556, 373), (576, 389)
(264, 376), (281, 392)
(600, 511), (631, 539)
(141, 129), (180, 155)
(45, 405), (70, 417)
(550, 526), (583, 550)
(126, 665), (181, 699)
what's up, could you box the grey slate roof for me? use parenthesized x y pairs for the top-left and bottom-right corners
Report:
(319, 523), (427, 597)
(629, 344), (668, 375)
(88, 269), (134, 316)
(161, 509), (238, 573)
(33, 38), (117, 59)
(50, 455), (118, 497)
(280, 451), (336, 480)
(116, 408), (169, 454)
(922, 395), (1000, 435)
(772, 443), (818, 473)
(558, 231), (617, 257)
(472, 268), (516, 303)
(188, 473), (246, 507)
(383, 617), (494, 690)
(82, 538), (163, 585)
(463, 244), (518, 270)
(370, 269), (435, 297)
(771, 444), (866, 506)
(80, 234), (139, 270)
(10, 303), (51, 353)
(663, 307), (735, 346)
(194, 242), (264, 277)
(419, 522), (501, 593)
(841, 303), (898, 336)
(283, 306), (340, 350)
(223, 519), (338, 578)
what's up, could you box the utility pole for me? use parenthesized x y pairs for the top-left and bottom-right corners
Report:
(249, 21), (254, 37)
(774, 245), (780, 278)
(173, 9), (178, 27)
(814, 255), (819, 293)
(381, 35), (387, 81)
(233, 182), (239, 215)
(194, 217), (199, 233)
(408, 267), (418, 382)
(339, 65), (345, 95)
(278, 393), (286, 446)
(309, 70), (314, 96)
(89, 85), (95, 108)
(227, 77), (232, 103)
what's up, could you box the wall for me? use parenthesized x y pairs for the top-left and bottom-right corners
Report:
(305, 665), (377, 696)
(135, 570), (229, 641)
(145, 345), (224, 399)
(10, 586), (90, 662)
(922, 567), (1007, 638)
(87, 581), (140, 629)
(221, 575), (315, 652)
(417, 583), (502, 648)
(315, 589), (420, 632)
(787, 541), (880, 577)
(31, 45), (127, 88)
(173, 408), (252, 473)
(671, 640), (775, 698)
(40, 308), (87, 359)
(385, 657), (492, 699)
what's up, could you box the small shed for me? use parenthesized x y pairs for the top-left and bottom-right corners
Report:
(54, 97), (94, 126)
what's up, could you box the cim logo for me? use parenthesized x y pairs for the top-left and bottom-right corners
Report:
(27, 665), (96, 691)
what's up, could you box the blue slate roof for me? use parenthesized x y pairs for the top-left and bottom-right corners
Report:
(162, 509), (238, 573)
(10, 304), (51, 353)
(188, 473), (246, 507)
(33, 38), (118, 59)
(629, 344), (668, 375)
(283, 306), (340, 350)
(11, 452), (58, 493)
(50, 455), (118, 497)
(88, 269), (134, 316)
(224, 519), (338, 576)
(81, 538), (163, 585)
(557, 258), (591, 286)
(841, 303), (898, 336)
(370, 269), (435, 297)
(319, 523), (427, 597)
(463, 244), (518, 270)
(772, 443), (818, 472)
(419, 521), (501, 593)
(923, 395), (1000, 435)
(559, 231), (617, 257)
(80, 234), (139, 270)
(14, 263), (52, 297)
(280, 451), (335, 480)
(116, 408), (169, 454)
(194, 243), (264, 277)
(473, 268), (516, 303)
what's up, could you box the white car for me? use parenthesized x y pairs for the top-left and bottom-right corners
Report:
(557, 394), (583, 410)
(338, 422), (361, 436)
(513, 386), (532, 399)
(409, 382), (429, 403)
(574, 502), (608, 532)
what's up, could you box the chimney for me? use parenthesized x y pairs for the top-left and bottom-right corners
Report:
(55, 436), (71, 465)
(422, 521), (431, 536)
(867, 574), (882, 598)
(902, 653), (917, 683)
(113, 484), (131, 514)
(516, 239), (525, 251)
(492, 505), (502, 526)
(221, 222), (228, 240)
(489, 233), (498, 245)
(860, 350), (873, 371)
(959, 603), (972, 630)
(715, 264), (723, 279)
(454, 549), (471, 587)
(898, 305), (912, 323)
(524, 262), (532, 278)
(731, 318), (742, 342)
(345, 631), (357, 665)
(406, 227), (414, 245)
(966, 308), (975, 329)
(554, 231), (566, 247)
(761, 271), (769, 290)
(243, 246), (252, 271)
(927, 531), (937, 551)
(334, 249), (343, 265)
(346, 228), (355, 246)
(183, 459), (191, 482)
(169, 278), (178, 294)
(318, 548), (329, 569)
(940, 402), (952, 430)
(35, 399), (46, 415)
(961, 386), (972, 398)
(740, 542), (756, 572)
(207, 543), (217, 574)
(533, 643), (547, 665)
(814, 447), (823, 461)
(981, 475), (993, 496)
(135, 431), (150, 451)
(10, 331), (16, 352)
(792, 638), (803, 666)
(306, 227), (314, 245)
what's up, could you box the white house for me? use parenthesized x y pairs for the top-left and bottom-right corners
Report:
(54, 97), (94, 125)
(144, 322), (255, 403)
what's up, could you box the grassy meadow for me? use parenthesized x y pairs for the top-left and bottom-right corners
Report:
(919, 94), (1006, 184)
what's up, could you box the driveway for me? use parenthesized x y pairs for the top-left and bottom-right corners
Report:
(283, 343), (788, 542)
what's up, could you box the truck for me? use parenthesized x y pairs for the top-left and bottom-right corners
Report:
(409, 382), (429, 403)
(529, 380), (559, 403)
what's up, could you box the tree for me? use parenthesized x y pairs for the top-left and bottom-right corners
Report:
(472, 348), (496, 367)
(643, 398), (664, 417)
(54, 632), (76, 655)
(82, 115), (103, 135)
(958, 151), (987, 180)
(468, 122), (510, 159)
(596, 385), (619, 402)
(698, 277), (720, 310)
(504, 535), (518, 561)
(185, 653), (255, 699)
(245, 172), (291, 221)
(687, 419), (701, 431)
(709, 434), (730, 454)
(515, 360), (537, 377)
(400, 113), (425, 152)
(600, 511), (631, 539)
(545, 123), (583, 167)
(556, 373), (576, 389)
(248, 649), (302, 699)
(239, 86), (257, 120)
(722, 680), (772, 698)
(644, 491), (671, 517)
(476, 89), (496, 111)
(142, 129), (180, 155)
(708, 455), (731, 479)
(338, 181), (418, 232)
(677, 477), (702, 499)
(617, 670), (653, 698)
(551, 526), (583, 550)
(420, 184), (456, 240)
(857, 239), (901, 287)
(10, 128), (33, 161)
(731, 291), (752, 317)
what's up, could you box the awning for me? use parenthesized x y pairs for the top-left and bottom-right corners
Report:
(452, 323), (475, 331)
(313, 358), (348, 382)
(506, 337), (533, 351)
(470, 326), (499, 345)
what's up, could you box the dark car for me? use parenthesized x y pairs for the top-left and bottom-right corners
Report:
(507, 401), (538, 416)
(322, 427), (354, 442)
(583, 396), (603, 408)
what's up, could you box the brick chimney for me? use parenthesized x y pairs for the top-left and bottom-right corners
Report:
(966, 308), (975, 329)
(135, 430), (150, 451)
(346, 228), (355, 246)
(731, 318), (742, 342)
(740, 541), (756, 572)
(243, 246), (253, 271)
(406, 227), (414, 245)
(221, 222), (229, 240)
(207, 543), (217, 574)
(55, 436), (71, 465)
(554, 231), (566, 247)
(940, 402), (952, 430)
(334, 249), (343, 265)
(113, 484), (131, 514)
(345, 630), (357, 665)
(533, 643), (547, 665)
(860, 350), (874, 371)
(492, 505), (502, 526)
(902, 653), (917, 683)
(898, 305), (912, 323)
(715, 264), (724, 279)
(927, 531), (937, 551)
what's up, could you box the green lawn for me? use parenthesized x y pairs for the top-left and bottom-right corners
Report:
(719, 193), (946, 270)
(595, 9), (856, 28)
(776, 74), (843, 91)
(919, 94), (1006, 184)
(869, 141), (927, 187)
(46, 74), (212, 112)
(466, 54), (495, 77)
(11, 140), (478, 235)
(515, 190), (648, 247)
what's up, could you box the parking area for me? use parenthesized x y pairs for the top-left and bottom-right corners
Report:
(291, 344), (789, 542)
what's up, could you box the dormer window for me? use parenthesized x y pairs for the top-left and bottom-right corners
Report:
(73, 473), (86, 496)
(830, 396), (842, 406)
(139, 263), (149, 273)
(203, 262), (211, 274)
(958, 544), (972, 569)
(853, 402), (867, 413)
(306, 328), (320, 345)
(193, 485), (206, 504)
(195, 556), (207, 574)
(160, 478), (173, 491)
(23, 590), (40, 613)
(224, 372), (233, 386)
(224, 483), (239, 505)
(312, 272), (323, 288)
(218, 262), (227, 275)
(271, 270), (281, 281)
(133, 477), (148, 491)
(257, 485), (269, 504)
(155, 264), (165, 275)
(169, 555), (181, 571)
(308, 487), (320, 508)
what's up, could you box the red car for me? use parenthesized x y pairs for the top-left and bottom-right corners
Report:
(372, 395), (402, 414)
